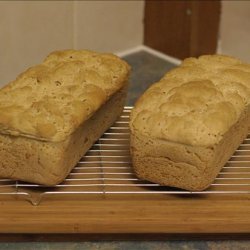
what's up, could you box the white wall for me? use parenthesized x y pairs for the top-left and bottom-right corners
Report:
(0, 1), (144, 87)
(220, 1), (250, 62)
(74, 1), (144, 53)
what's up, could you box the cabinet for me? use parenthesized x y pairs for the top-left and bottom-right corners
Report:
(144, 1), (221, 59)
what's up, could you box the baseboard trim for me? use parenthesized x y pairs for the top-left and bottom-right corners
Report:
(116, 45), (181, 65)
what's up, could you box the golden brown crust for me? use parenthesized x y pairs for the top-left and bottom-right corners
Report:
(0, 50), (130, 142)
(130, 105), (250, 191)
(130, 55), (250, 146)
(0, 86), (127, 185)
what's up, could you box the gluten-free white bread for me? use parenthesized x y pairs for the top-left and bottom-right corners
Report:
(130, 55), (250, 191)
(0, 49), (130, 185)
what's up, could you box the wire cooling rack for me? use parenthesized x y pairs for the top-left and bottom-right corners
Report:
(1, 106), (250, 205)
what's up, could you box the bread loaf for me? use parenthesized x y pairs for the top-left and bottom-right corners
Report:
(130, 55), (250, 191)
(0, 49), (130, 185)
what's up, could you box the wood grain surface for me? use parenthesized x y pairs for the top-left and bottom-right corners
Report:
(144, 1), (221, 59)
(0, 194), (250, 235)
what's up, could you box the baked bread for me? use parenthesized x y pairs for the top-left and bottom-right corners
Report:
(130, 55), (250, 191)
(0, 49), (130, 185)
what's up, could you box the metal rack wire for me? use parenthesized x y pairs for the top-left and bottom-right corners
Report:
(1, 106), (250, 205)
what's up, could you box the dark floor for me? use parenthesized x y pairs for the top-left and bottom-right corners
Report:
(122, 51), (177, 105)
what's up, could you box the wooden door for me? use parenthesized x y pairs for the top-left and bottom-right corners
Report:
(144, 1), (221, 59)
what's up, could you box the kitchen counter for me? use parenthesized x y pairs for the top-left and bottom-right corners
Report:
(0, 50), (249, 250)
(2, 240), (250, 250)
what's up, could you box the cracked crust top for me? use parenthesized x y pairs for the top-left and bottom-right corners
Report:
(0, 50), (130, 142)
(130, 55), (250, 146)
